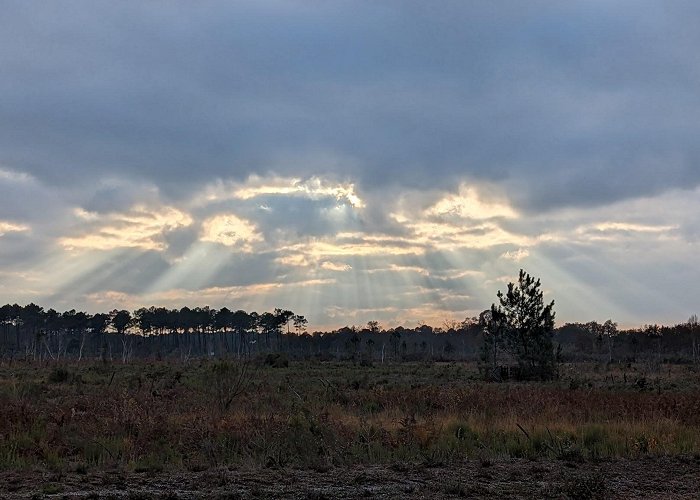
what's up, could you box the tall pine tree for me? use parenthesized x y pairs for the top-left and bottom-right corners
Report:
(489, 269), (558, 380)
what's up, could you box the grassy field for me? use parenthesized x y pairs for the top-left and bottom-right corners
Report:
(2, 358), (700, 478)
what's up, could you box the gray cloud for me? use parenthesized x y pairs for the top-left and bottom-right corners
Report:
(1, 1), (699, 209)
(1, 1), (699, 327)
(197, 195), (363, 241)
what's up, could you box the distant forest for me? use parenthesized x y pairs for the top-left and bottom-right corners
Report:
(0, 303), (698, 364)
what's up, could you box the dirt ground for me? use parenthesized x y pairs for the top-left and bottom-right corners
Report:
(2, 456), (699, 499)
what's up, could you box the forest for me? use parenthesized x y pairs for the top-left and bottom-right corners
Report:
(1, 301), (698, 365)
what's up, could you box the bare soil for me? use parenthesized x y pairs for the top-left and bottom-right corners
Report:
(2, 456), (699, 499)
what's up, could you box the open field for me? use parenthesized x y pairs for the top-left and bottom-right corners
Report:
(2, 360), (700, 498)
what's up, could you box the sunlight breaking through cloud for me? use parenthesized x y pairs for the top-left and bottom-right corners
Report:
(198, 175), (365, 208)
(0, 221), (29, 235)
(84, 278), (337, 312)
(1, 1), (700, 333)
(200, 214), (264, 251)
(501, 248), (530, 262)
(285, 235), (424, 258)
(60, 205), (192, 251)
(575, 222), (679, 240)
(320, 261), (353, 272)
(426, 184), (518, 220)
(1, 169), (699, 329)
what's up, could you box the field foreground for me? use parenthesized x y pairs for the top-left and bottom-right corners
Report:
(2, 360), (700, 498)
(1, 456), (699, 499)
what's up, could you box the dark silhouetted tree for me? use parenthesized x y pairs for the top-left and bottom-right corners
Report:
(350, 332), (360, 358)
(275, 308), (294, 350)
(390, 329), (401, 359)
(293, 314), (308, 336)
(479, 308), (507, 380)
(110, 309), (132, 335)
(232, 310), (254, 356)
(489, 269), (557, 380)
(366, 337), (375, 359)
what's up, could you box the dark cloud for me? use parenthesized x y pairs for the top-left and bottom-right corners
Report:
(0, 173), (64, 224)
(1, 1), (700, 327)
(0, 232), (43, 269)
(82, 182), (159, 214)
(1, 1), (698, 208)
(162, 226), (200, 261)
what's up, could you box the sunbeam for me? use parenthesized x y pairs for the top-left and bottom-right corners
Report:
(145, 242), (236, 294)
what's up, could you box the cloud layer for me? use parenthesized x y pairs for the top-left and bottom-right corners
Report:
(0, 1), (698, 327)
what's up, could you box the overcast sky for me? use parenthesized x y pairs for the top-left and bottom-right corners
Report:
(1, 1), (698, 329)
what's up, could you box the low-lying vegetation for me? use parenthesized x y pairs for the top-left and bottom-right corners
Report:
(1, 359), (699, 473)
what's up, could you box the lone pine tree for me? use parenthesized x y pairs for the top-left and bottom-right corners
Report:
(485, 269), (558, 380)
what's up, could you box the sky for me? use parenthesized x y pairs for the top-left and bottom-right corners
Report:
(1, 1), (699, 330)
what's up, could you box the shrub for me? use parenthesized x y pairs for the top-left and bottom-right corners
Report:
(264, 353), (289, 368)
(48, 367), (70, 383)
(210, 360), (252, 412)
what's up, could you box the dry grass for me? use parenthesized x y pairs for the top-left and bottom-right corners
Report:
(1, 360), (700, 472)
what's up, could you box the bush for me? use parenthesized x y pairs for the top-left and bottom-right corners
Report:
(48, 367), (70, 383)
(264, 353), (289, 368)
(209, 360), (252, 412)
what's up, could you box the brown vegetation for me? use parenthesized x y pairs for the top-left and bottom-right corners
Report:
(2, 360), (700, 475)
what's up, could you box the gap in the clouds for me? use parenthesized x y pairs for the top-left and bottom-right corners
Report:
(2, 168), (699, 329)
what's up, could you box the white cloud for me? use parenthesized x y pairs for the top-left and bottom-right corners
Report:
(320, 261), (352, 272)
(0, 220), (29, 236)
(501, 248), (529, 261)
(197, 175), (365, 208)
(200, 213), (264, 251)
(60, 205), (192, 251)
(0, 168), (33, 183)
(426, 184), (517, 220)
(1, 170), (699, 330)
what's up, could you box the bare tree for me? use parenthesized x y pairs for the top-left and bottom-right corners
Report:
(603, 319), (618, 363)
(121, 336), (133, 363)
(690, 315), (699, 364)
(210, 358), (254, 412)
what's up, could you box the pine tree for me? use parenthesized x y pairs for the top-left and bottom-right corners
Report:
(489, 269), (558, 380)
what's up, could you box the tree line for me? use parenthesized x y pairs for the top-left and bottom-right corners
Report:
(0, 299), (698, 366)
(0, 304), (307, 362)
